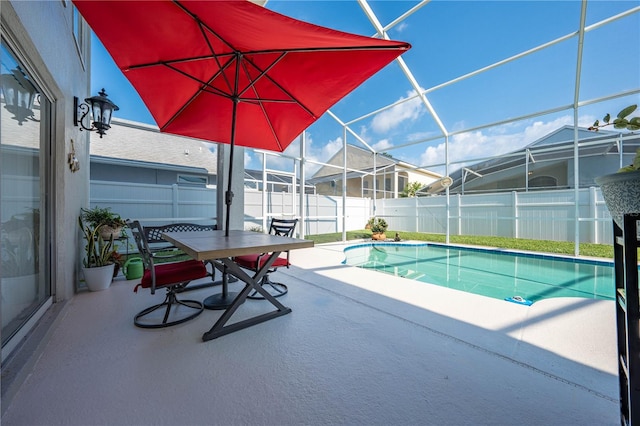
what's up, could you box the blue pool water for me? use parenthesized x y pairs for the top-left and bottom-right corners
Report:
(343, 242), (617, 304)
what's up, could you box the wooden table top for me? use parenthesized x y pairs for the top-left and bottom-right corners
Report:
(162, 229), (314, 261)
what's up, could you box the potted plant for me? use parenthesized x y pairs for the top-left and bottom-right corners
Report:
(368, 217), (388, 241)
(78, 215), (117, 291)
(110, 251), (124, 278)
(591, 105), (640, 228)
(80, 206), (127, 241)
(365, 217), (374, 230)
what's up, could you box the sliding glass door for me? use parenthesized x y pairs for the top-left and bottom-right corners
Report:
(1, 40), (52, 350)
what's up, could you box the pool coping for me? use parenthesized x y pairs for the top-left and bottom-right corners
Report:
(342, 240), (616, 304)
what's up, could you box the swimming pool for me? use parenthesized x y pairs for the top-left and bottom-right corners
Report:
(343, 242), (617, 304)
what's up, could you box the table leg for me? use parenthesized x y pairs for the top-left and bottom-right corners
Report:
(202, 253), (291, 341)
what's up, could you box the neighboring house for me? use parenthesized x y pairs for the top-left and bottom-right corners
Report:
(448, 126), (640, 194)
(309, 144), (442, 198)
(90, 118), (217, 187)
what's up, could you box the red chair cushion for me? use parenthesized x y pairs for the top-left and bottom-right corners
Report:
(139, 259), (207, 289)
(234, 254), (289, 270)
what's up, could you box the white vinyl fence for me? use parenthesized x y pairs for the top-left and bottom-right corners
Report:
(377, 187), (613, 245)
(89, 180), (371, 236)
(90, 181), (217, 225)
(90, 180), (614, 245)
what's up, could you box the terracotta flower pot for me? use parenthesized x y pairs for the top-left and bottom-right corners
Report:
(595, 170), (640, 228)
(99, 225), (123, 241)
(372, 232), (386, 240)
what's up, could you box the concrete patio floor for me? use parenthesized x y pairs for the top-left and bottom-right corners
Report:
(1, 242), (620, 425)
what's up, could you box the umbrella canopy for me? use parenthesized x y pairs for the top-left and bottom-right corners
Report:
(73, 0), (410, 232)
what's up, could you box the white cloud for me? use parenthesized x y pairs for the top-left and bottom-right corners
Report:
(372, 138), (393, 151)
(370, 90), (424, 133)
(298, 134), (344, 175)
(243, 132), (345, 176)
(243, 112), (603, 179)
(419, 114), (578, 170)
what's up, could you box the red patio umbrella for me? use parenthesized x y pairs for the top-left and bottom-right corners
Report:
(73, 0), (410, 235)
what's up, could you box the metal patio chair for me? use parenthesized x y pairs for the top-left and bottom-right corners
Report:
(127, 220), (208, 328)
(233, 218), (299, 299)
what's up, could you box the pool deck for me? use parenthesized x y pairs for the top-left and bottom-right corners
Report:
(2, 241), (619, 425)
(299, 241), (617, 395)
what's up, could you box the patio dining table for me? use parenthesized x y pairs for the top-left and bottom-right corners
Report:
(162, 229), (314, 341)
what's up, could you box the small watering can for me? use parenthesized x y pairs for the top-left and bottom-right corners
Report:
(123, 257), (144, 280)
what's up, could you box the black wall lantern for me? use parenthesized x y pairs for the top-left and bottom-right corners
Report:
(74, 88), (119, 138)
(1, 67), (39, 125)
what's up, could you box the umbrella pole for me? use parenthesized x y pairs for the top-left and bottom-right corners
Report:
(225, 96), (239, 238)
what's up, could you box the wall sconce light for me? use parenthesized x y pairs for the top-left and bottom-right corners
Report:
(1, 67), (39, 125)
(74, 88), (119, 138)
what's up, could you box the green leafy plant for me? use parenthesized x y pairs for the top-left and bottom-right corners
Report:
(616, 148), (640, 173)
(368, 217), (388, 234)
(400, 181), (423, 198)
(589, 104), (640, 132)
(589, 105), (640, 173)
(78, 216), (116, 268)
(80, 206), (127, 230)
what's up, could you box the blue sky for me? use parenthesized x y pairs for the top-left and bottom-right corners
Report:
(90, 0), (640, 176)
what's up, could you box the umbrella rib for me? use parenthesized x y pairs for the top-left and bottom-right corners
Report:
(126, 53), (236, 70)
(235, 97), (300, 105)
(239, 54), (317, 119)
(125, 44), (406, 71)
(195, 14), (235, 96)
(159, 62), (237, 132)
(238, 59), (285, 150)
(161, 62), (233, 99)
(247, 45), (411, 54)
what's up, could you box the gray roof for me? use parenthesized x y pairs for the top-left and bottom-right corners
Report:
(527, 125), (616, 148)
(447, 126), (639, 186)
(90, 118), (218, 174)
(311, 144), (396, 179)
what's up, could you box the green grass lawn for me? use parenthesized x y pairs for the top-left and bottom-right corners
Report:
(305, 229), (616, 259)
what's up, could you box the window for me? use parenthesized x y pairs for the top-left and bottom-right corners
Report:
(529, 175), (558, 189)
(178, 174), (207, 186)
(72, 6), (87, 64)
(398, 176), (407, 192)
